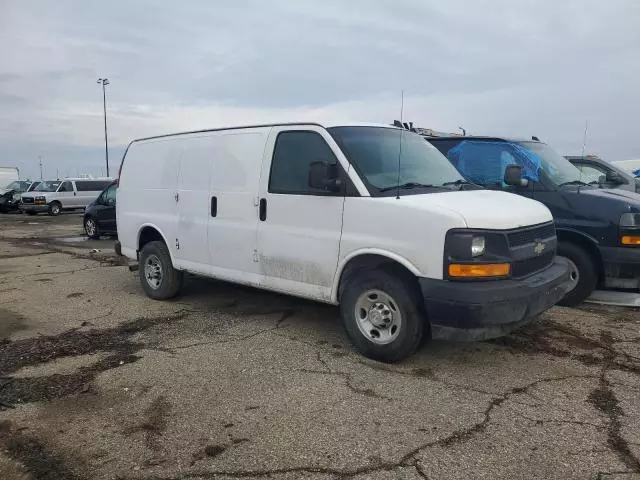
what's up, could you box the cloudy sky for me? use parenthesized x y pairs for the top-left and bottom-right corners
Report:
(1, 0), (639, 180)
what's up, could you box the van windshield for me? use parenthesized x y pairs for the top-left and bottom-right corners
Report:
(4, 181), (29, 191)
(328, 126), (466, 195)
(34, 181), (61, 192)
(517, 142), (588, 187)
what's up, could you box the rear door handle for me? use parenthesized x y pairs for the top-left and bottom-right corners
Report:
(210, 196), (217, 217)
(259, 198), (267, 221)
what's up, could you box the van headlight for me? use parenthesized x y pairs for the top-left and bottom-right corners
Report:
(471, 236), (486, 257)
(620, 213), (640, 227)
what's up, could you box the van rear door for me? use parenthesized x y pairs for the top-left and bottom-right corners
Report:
(256, 126), (346, 301)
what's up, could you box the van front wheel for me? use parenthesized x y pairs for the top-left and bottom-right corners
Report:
(139, 241), (183, 300)
(48, 202), (61, 216)
(340, 270), (425, 363)
(557, 242), (597, 307)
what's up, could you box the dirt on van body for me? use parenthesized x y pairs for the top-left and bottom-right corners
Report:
(1, 212), (640, 479)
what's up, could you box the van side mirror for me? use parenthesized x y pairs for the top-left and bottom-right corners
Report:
(308, 161), (342, 192)
(504, 164), (529, 187)
(106, 197), (115, 206)
(605, 171), (624, 185)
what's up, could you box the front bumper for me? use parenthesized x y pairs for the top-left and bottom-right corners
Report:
(599, 246), (640, 290)
(19, 204), (49, 213)
(0, 200), (19, 212)
(419, 257), (571, 341)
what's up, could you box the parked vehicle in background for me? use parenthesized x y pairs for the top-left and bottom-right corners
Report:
(613, 159), (640, 177)
(0, 180), (39, 213)
(20, 178), (113, 216)
(0, 167), (19, 188)
(426, 135), (640, 306)
(83, 182), (117, 238)
(116, 122), (571, 362)
(565, 155), (640, 193)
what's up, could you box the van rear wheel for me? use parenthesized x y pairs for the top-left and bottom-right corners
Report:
(340, 270), (425, 363)
(139, 241), (183, 300)
(557, 242), (597, 307)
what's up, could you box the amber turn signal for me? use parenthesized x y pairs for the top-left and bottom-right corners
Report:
(621, 235), (640, 246)
(448, 263), (510, 278)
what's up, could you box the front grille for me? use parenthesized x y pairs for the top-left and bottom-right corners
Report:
(512, 251), (555, 278)
(21, 197), (34, 204)
(507, 222), (556, 247)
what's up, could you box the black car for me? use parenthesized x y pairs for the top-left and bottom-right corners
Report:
(83, 182), (117, 239)
(425, 135), (640, 306)
(0, 180), (40, 213)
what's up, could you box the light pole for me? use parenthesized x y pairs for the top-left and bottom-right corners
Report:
(97, 78), (110, 177)
(38, 156), (43, 180)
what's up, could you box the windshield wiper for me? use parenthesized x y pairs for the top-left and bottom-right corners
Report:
(558, 180), (591, 187)
(379, 182), (439, 192)
(440, 179), (480, 189)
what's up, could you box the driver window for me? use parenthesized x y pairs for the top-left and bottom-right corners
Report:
(58, 181), (72, 192)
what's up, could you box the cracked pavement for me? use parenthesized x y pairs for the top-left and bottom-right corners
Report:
(0, 213), (639, 479)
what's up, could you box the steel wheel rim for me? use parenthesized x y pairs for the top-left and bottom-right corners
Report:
(85, 219), (96, 237)
(51, 204), (60, 215)
(562, 256), (580, 293)
(144, 254), (163, 290)
(354, 289), (402, 345)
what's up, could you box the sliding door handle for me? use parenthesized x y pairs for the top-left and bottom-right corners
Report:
(210, 196), (217, 217)
(259, 198), (267, 221)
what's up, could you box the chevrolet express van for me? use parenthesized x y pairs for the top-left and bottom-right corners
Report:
(116, 123), (571, 362)
(20, 178), (113, 215)
(426, 135), (640, 306)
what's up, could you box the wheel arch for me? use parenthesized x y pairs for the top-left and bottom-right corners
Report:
(332, 249), (422, 303)
(556, 227), (604, 281)
(137, 224), (175, 263)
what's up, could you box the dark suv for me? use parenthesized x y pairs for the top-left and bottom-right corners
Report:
(425, 136), (640, 306)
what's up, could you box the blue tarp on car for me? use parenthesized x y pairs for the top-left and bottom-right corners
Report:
(446, 140), (542, 187)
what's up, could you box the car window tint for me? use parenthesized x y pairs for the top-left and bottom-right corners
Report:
(104, 184), (116, 204)
(268, 131), (339, 195)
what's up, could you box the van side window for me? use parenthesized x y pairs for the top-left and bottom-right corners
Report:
(76, 181), (111, 191)
(269, 131), (340, 195)
(58, 181), (73, 192)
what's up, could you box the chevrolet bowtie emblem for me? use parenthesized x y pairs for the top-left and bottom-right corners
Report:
(534, 242), (545, 255)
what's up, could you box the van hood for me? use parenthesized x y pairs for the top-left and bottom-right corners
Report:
(394, 190), (552, 229)
(579, 187), (640, 205)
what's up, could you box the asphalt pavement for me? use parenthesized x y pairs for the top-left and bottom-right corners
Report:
(0, 212), (639, 480)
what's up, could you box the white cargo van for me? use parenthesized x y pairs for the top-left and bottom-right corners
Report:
(116, 123), (571, 362)
(0, 166), (19, 188)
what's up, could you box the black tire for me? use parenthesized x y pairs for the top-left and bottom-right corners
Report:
(84, 216), (99, 239)
(340, 269), (425, 363)
(557, 242), (598, 307)
(138, 241), (183, 300)
(48, 201), (62, 216)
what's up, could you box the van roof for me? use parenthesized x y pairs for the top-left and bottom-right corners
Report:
(61, 177), (114, 181)
(132, 122), (400, 143)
